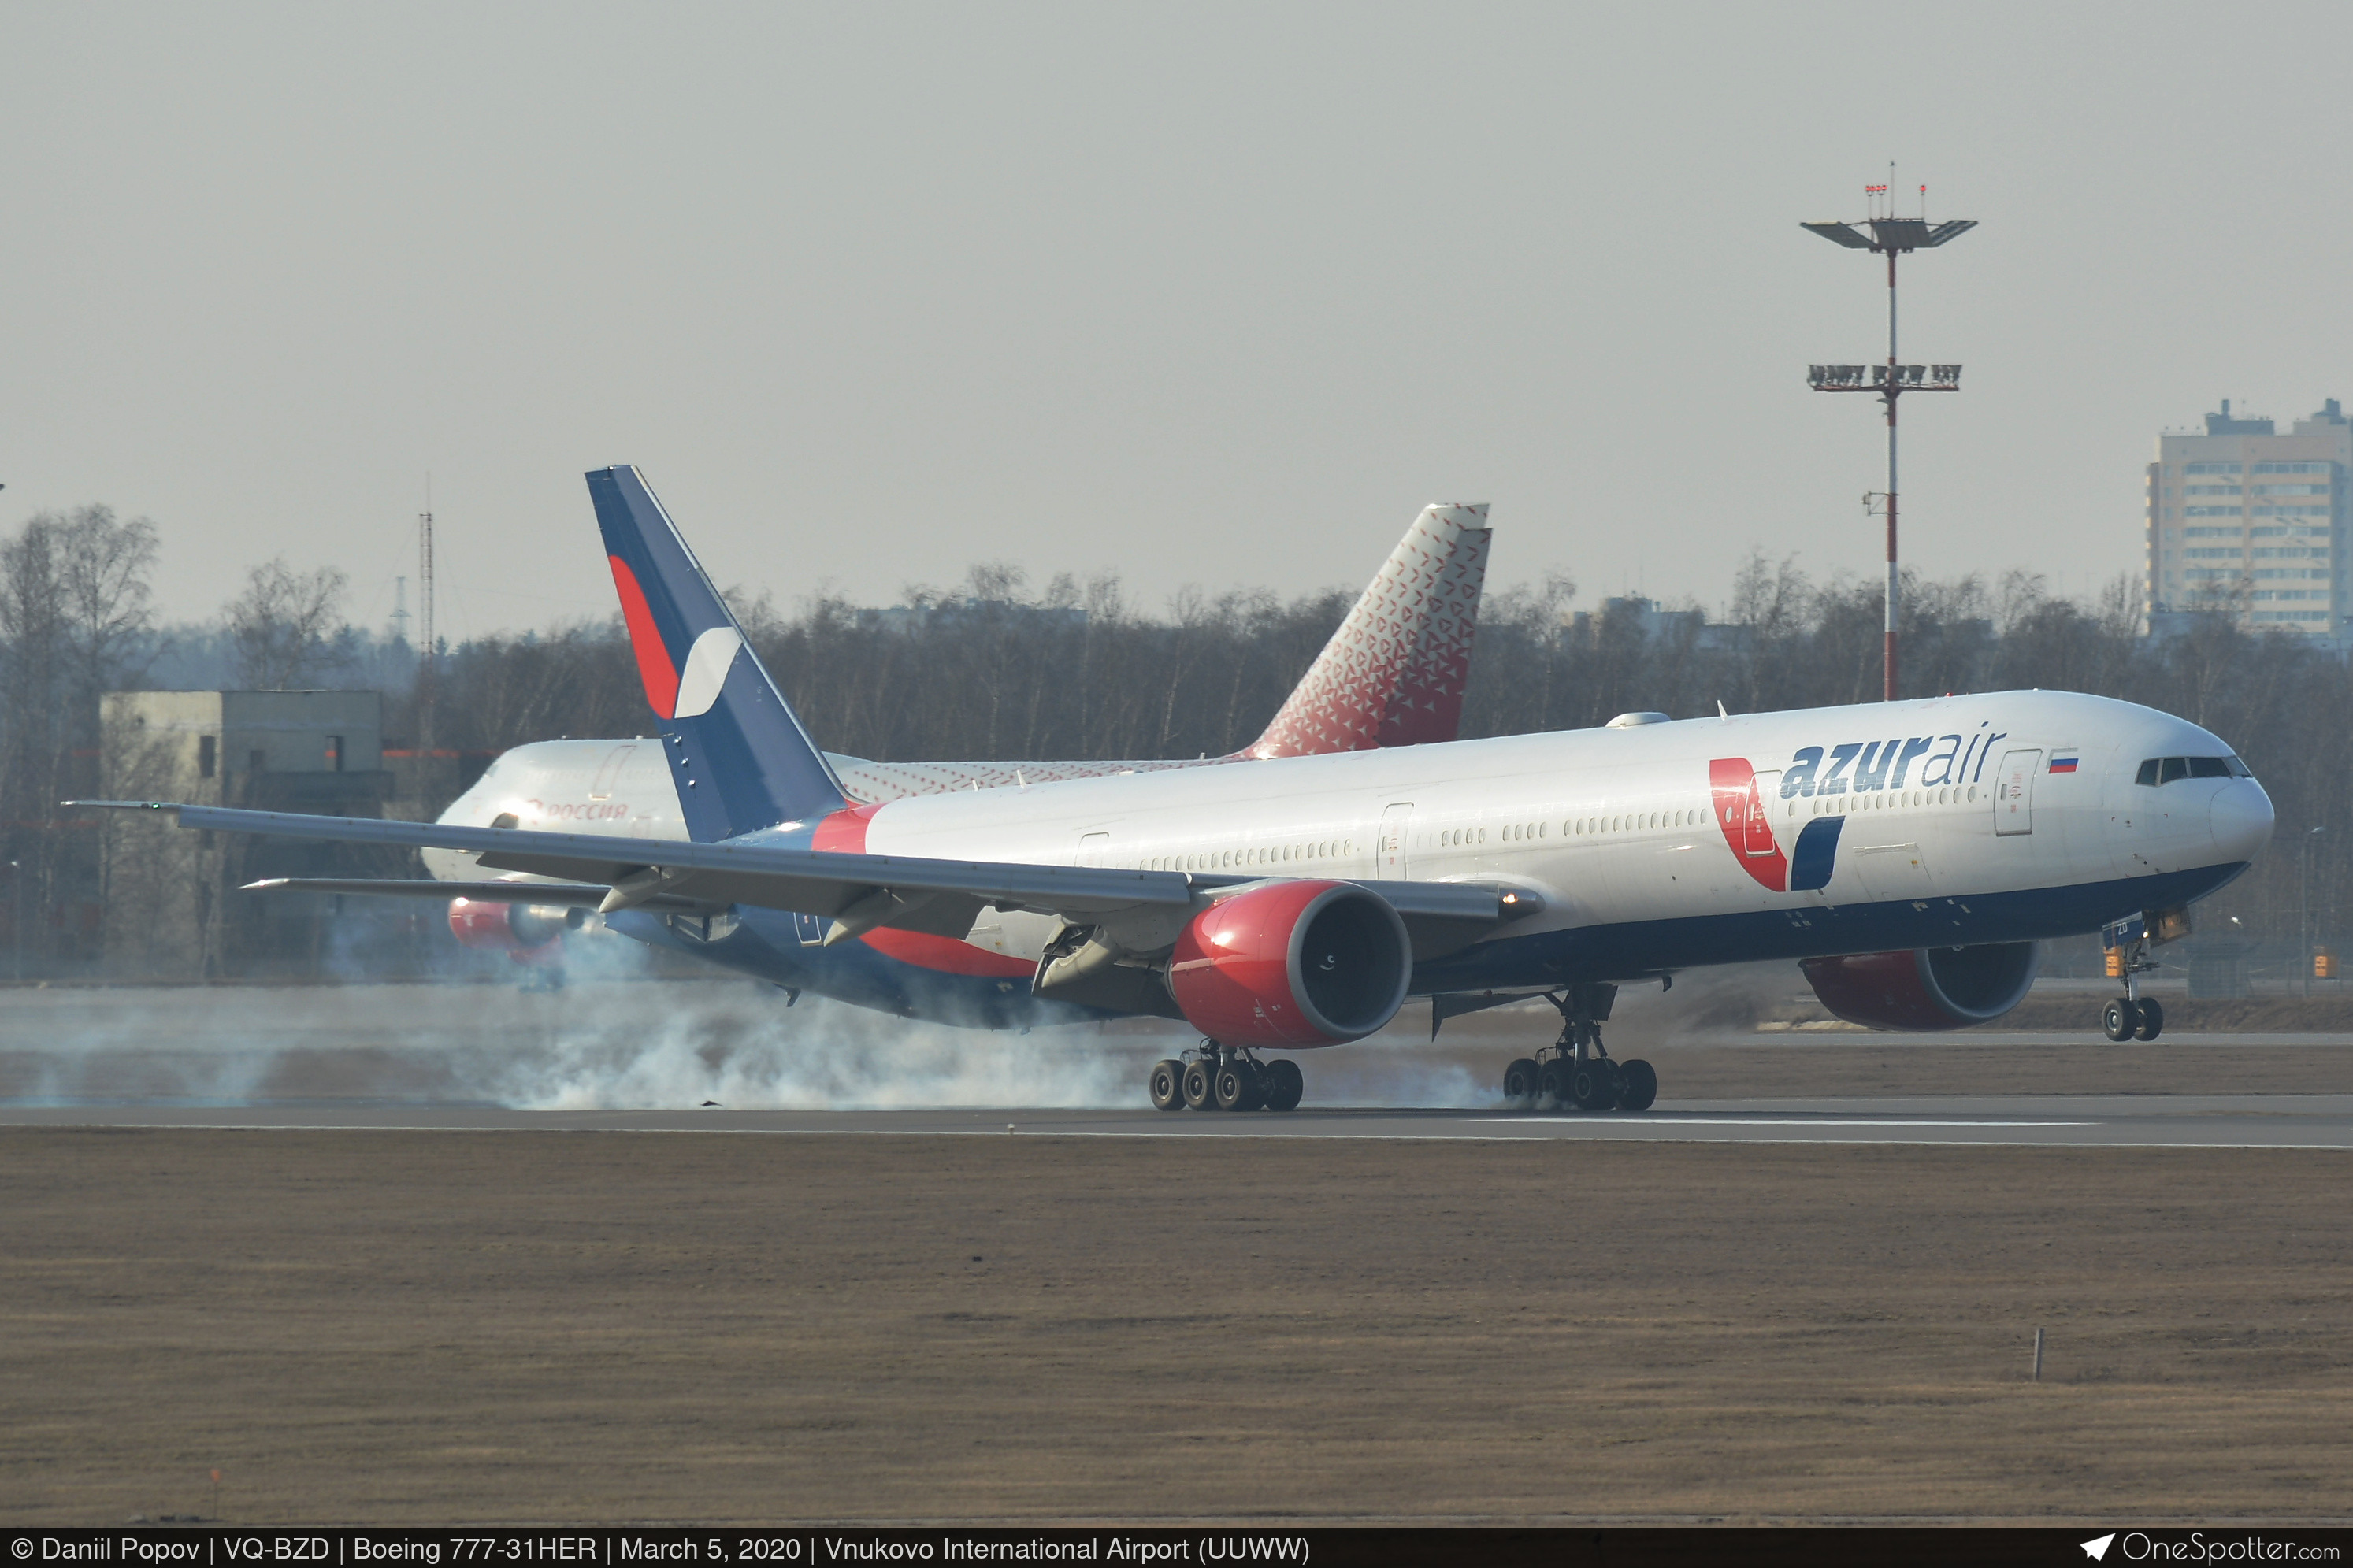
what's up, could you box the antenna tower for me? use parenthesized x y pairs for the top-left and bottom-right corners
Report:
(418, 495), (436, 751)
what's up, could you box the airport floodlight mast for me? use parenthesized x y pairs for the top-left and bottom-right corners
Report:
(1803, 177), (1975, 701)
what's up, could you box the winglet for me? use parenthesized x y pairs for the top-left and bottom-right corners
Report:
(586, 466), (847, 841)
(1244, 504), (1490, 758)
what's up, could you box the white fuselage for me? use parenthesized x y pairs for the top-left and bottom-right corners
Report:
(434, 690), (2270, 981)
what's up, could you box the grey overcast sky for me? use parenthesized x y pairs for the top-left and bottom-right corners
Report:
(7, 2), (2351, 637)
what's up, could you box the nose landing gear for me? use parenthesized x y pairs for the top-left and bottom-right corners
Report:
(1505, 984), (1657, 1112)
(2102, 936), (2166, 1042)
(1148, 1043), (1304, 1112)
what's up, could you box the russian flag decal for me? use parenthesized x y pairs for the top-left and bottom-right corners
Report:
(2049, 754), (2079, 773)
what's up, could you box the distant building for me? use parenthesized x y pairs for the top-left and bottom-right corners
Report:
(2147, 399), (2352, 640)
(98, 691), (392, 977)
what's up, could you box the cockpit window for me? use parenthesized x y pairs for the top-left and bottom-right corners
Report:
(2136, 754), (2255, 786)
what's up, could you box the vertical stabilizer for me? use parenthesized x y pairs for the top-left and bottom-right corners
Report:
(587, 466), (847, 841)
(1243, 503), (1490, 758)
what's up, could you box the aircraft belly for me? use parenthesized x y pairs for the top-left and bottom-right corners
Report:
(1414, 860), (2247, 992)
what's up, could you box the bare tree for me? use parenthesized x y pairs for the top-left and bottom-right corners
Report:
(226, 559), (351, 689)
(0, 506), (161, 973)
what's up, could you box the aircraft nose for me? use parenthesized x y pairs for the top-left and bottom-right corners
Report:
(2210, 779), (2274, 864)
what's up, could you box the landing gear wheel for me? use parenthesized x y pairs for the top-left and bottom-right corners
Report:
(1182, 1060), (1216, 1110)
(1263, 1058), (1304, 1113)
(1148, 1058), (1186, 1112)
(1570, 1058), (1619, 1112)
(1614, 1058), (1658, 1113)
(1213, 1062), (1263, 1113)
(2133, 998), (2164, 1042)
(2101, 998), (2138, 1042)
(1502, 1058), (1541, 1103)
(1536, 1058), (1570, 1103)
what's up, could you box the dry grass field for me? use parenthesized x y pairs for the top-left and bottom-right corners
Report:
(4, 1128), (2350, 1525)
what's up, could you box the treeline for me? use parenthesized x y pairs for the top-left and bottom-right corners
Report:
(1, 510), (2344, 976)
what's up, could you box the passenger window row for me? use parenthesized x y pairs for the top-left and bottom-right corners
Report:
(1570, 809), (1698, 836)
(2134, 755), (2253, 786)
(1794, 785), (1975, 815)
(1438, 822), (1549, 847)
(1143, 840), (1353, 873)
(1134, 766), (2136, 870)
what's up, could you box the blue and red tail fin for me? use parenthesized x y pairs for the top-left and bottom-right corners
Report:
(587, 465), (846, 842)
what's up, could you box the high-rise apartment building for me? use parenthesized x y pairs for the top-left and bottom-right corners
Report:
(2148, 399), (2352, 641)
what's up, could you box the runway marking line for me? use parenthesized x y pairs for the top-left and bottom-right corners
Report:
(6, 1119), (2353, 1152)
(1471, 1117), (2098, 1129)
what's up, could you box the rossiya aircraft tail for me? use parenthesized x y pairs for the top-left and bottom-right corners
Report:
(1242, 503), (1490, 758)
(588, 465), (847, 841)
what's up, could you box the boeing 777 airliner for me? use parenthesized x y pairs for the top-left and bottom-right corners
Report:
(85, 467), (2274, 1113)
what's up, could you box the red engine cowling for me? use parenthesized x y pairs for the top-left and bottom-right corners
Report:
(447, 897), (581, 967)
(1167, 880), (1412, 1047)
(1800, 942), (2039, 1032)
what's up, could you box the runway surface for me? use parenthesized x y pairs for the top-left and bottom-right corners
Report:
(9, 1095), (2353, 1147)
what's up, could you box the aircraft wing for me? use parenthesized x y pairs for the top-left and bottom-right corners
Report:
(243, 878), (722, 912)
(79, 802), (1527, 944)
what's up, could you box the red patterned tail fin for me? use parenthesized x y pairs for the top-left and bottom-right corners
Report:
(1243, 504), (1490, 759)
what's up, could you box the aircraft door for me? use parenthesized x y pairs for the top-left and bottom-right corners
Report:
(795, 911), (826, 946)
(1746, 770), (1783, 857)
(1994, 750), (2042, 836)
(1378, 803), (1413, 878)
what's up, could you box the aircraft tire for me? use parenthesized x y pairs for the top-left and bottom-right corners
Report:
(2134, 998), (2165, 1042)
(1615, 1058), (1658, 1113)
(2101, 999), (2136, 1042)
(1536, 1058), (1569, 1103)
(1264, 1058), (1304, 1113)
(1213, 1062), (1261, 1113)
(1502, 1058), (1541, 1103)
(1182, 1061), (1217, 1111)
(1149, 1058), (1187, 1112)
(1570, 1058), (1619, 1113)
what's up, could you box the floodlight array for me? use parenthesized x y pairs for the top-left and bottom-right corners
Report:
(1806, 364), (1962, 391)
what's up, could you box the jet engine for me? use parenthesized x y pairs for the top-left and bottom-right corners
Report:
(1166, 880), (1412, 1047)
(447, 897), (585, 966)
(1799, 942), (2039, 1032)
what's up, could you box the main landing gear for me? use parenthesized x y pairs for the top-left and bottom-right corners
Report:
(2102, 938), (2166, 1043)
(1149, 1043), (1304, 1113)
(1503, 984), (1657, 1113)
